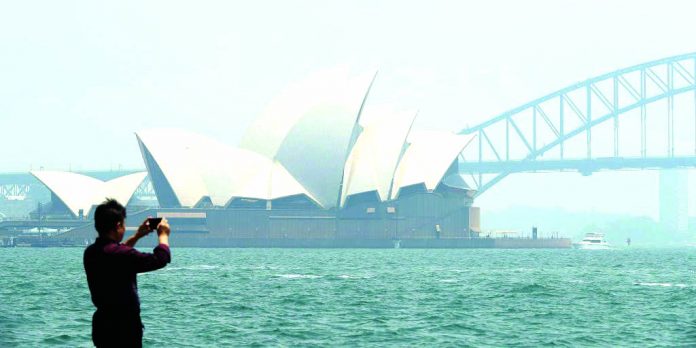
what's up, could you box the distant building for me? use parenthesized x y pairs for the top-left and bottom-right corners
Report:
(659, 169), (688, 234)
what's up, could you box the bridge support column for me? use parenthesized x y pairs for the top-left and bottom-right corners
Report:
(668, 62), (675, 158)
(641, 69), (647, 158)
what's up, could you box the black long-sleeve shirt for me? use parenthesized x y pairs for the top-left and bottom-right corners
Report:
(84, 237), (171, 313)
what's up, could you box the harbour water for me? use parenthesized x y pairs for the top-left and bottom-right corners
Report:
(2, 247), (696, 347)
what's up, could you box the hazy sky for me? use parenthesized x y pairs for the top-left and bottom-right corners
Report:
(1, 0), (695, 218)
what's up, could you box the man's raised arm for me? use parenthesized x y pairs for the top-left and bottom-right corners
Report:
(124, 218), (172, 273)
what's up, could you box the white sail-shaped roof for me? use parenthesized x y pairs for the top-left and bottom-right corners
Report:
(340, 105), (416, 206)
(136, 129), (215, 207)
(234, 160), (314, 201)
(31, 171), (147, 217)
(240, 66), (377, 208)
(390, 131), (476, 199)
(103, 172), (150, 202)
(136, 129), (315, 207)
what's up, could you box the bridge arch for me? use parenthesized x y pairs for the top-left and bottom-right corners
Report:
(459, 52), (696, 196)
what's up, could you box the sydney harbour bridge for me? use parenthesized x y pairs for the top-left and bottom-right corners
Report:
(458, 52), (696, 197)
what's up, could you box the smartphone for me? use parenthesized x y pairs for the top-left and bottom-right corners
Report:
(147, 217), (163, 230)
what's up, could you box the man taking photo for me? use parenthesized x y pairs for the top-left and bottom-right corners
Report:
(83, 198), (172, 347)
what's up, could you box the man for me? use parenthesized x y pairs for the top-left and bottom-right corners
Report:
(84, 198), (172, 347)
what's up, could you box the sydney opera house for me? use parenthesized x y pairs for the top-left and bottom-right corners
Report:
(30, 68), (488, 247)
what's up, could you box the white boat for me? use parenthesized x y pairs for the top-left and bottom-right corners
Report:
(573, 233), (611, 250)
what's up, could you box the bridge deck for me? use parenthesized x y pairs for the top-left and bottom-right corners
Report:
(459, 156), (696, 174)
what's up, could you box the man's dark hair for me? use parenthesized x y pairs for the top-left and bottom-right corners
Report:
(94, 198), (127, 236)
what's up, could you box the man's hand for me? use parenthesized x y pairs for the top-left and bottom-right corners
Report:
(124, 218), (153, 247)
(136, 218), (154, 238)
(157, 218), (171, 246)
